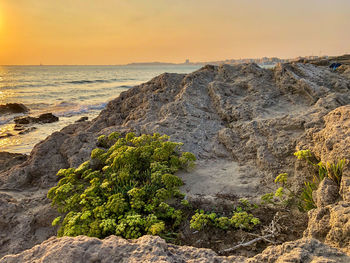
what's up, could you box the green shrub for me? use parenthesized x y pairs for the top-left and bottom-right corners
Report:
(230, 211), (260, 230)
(262, 150), (347, 212)
(48, 132), (196, 239)
(236, 198), (258, 211)
(326, 159), (346, 187)
(189, 207), (260, 231)
(260, 173), (298, 207)
(190, 210), (215, 231)
(300, 181), (317, 211)
(295, 151), (347, 211)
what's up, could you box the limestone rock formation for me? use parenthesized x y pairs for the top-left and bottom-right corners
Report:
(249, 238), (350, 263)
(312, 178), (339, 207)
(1, 236), (349, 263)
(304, 202), (350, 255)
(0, 152), (27, 173)
(0, 235), (244, 263)
(302, 106), (350, 255)
(1, 61), (350, 260)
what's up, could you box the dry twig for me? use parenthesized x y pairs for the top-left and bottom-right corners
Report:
(219, 212), (285, 254)
(219, 234), (274, 253)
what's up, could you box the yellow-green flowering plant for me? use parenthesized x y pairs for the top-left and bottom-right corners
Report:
(48, 132), (196, 239)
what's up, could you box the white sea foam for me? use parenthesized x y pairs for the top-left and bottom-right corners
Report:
(54, 102), (107, 117)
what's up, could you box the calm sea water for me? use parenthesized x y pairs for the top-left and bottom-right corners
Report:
(0, 65), (200, 154)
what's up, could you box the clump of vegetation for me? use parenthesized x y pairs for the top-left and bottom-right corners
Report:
(296, 150), (346, 211)
(262, 149), (347, 211)
(294, 149), (346, 187)
(261, 173), (297, 207)
(48, 132), (195, 239)
(190, 199), (260, 231)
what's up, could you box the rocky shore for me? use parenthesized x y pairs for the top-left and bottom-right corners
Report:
(1, 59), (350, 262)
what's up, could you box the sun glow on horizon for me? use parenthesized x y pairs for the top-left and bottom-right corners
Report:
(0, 0), (349, 65)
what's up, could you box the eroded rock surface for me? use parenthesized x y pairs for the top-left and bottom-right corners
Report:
(302, 106), (350, 254)
(249, 238), (350, 263)
(312, 178), (339, 207)
(0, 152), (27, 173)
(1, 61), (350, 260)
(0, 190), (58, 258)
(1, 236), (349, 263)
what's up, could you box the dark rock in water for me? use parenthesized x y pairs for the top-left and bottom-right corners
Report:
(37, 113), (59, 123)
(14, 116), (33, 124)
(13, 125), (25, 131)
(14, 113), (59, 125)
(0, 133), (14, 139)
(75, 116), (88, 123)
(0, 103), (29, 114)
(18, 127), (37, 135)
(0, 152), (28, 173)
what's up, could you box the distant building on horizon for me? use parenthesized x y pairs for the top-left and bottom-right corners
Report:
(185, 59), (190, 64)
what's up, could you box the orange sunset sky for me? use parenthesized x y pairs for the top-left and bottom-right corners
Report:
(0, 0), (349, 65)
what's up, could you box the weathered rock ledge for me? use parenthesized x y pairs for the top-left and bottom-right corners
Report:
(0, 152), (27, 173)
(1, 60), (350, 261)
(1, 235), (349, 263)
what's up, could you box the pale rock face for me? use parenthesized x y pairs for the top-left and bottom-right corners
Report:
(304, 203), (350, 255)
(1, 235), (245, 263)
(302, 105), (350, 255)
(310, 105), (350, 163)
(1, 62), (350, 260)
(1, 236), (349, 263)
(248, 238), (350, 263)
(312, 178), (339, 208)
(0, 152), (27, 173)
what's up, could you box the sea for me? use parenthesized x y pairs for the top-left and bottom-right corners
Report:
(0, 65), (200, 154)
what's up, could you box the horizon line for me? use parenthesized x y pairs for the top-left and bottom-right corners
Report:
(1, 53), (347, 67)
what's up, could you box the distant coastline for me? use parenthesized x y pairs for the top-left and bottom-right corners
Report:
(3, 55), (341, 67)
(126, 55), (330, 67)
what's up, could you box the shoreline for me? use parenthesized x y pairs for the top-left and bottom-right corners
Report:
(0, 64), (200, 154)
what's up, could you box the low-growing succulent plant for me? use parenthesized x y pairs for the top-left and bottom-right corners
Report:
(48, 132), (196, 239)
(189, 206), (260, 231)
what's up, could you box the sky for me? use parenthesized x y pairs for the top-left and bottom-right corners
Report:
(0, 0), (349, 65)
